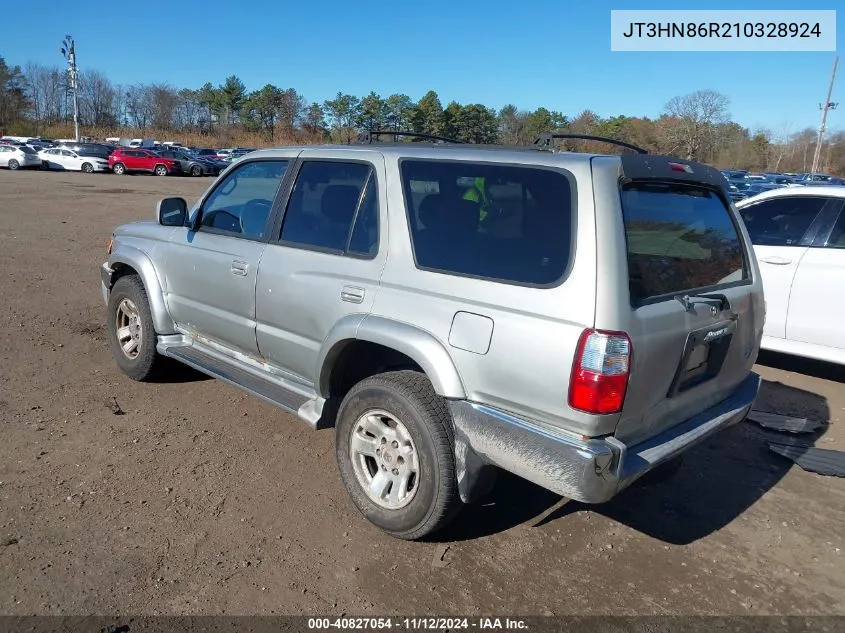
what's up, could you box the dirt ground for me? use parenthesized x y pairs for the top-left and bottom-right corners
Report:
(1, 169), (844, 617)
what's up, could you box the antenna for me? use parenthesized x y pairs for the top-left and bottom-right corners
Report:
(810, 55), (839, 175)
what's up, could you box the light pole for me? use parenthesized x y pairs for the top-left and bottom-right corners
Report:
(810, 55), (839, 175)
(60, 35), (80, 142)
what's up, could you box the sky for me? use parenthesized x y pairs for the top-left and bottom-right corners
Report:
(2, 0), (842, 134)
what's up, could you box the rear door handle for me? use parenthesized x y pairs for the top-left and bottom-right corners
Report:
(340, 286), (365, 304)
(231, 260), (249, 276)
(760, 255), (792, 265)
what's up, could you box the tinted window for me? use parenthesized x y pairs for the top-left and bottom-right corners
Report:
(738, 196), (827, 246)
(826, 210), (845, 248)
(400, 160), (573, 285)
(200, 160), (288, 239)
(281, 161), (378, 254)
(621, 182), (748, 303)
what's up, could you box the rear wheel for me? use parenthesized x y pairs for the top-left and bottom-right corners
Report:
(8, 159), (19, 170)
(335, 371), (461, 540)
(81, 162), (93, 173)
(154, 165), (168, 176)
(106, 275), (164, 381)
(191, 165), (202, 177)
(112, 163), (126, 175)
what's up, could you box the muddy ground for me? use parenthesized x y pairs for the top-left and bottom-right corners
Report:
(0, 169), (843, 617)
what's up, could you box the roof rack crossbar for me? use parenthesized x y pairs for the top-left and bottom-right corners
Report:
(357, 130), (465, 145)
(533, 133), (648, 155)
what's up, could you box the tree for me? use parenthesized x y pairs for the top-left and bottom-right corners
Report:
(323, 92), (360, 143)
(195, 82), (220, 129)
(357, 91), (386, 132)
(0, 56), (28, 129)
(453, 103), (499, 144)
(78, 70), (117, 128)
(304, 102), (326, 136)
(384, 94), (413, 132)
(662, 89), (730, 161)
(243, 84), (284, 138)
(409, 90), (444, 137)
(219, 75), (246, 125)
(498, 104), (524, 145)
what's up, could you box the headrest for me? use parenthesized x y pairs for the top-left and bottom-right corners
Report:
(321, 185), (361, 224)
(418, 195), (479, 235)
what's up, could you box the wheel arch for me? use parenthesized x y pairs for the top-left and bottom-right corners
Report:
(107, 245), (177, 334)
(316, 315), (467, 403)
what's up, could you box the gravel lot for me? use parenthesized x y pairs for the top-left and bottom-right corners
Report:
(1, 169), (844, 616)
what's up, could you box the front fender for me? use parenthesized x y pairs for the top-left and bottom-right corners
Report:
(316, 315), (467, 400)
(107, 244), (176, 334)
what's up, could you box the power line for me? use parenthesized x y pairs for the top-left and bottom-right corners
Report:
(810, 55), (839, 175)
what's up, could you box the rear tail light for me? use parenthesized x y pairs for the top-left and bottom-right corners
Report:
(568, 329), (632, 415)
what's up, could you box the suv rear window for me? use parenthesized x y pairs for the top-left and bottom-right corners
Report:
(400, 160), (573, 285)
(621, 182), (748, 304)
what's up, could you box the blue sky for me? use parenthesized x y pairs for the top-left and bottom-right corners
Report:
(3, 0), (842, 133)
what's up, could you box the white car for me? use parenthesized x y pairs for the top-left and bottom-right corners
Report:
(736, 186), (845, 365)
(0, 144), (43, 170)
(38, 147), (111, 173)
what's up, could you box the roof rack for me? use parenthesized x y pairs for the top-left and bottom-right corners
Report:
(533, 133), (648, 155)
(356, 130), (465, 145)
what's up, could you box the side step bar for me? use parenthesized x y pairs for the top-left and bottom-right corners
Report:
(158, 337), (325, 428)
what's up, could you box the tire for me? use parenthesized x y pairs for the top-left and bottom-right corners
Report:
(8, 159), (19, 170)
(106, 275), (164, 382)
(191, 165), (202, 177)
(112, 163), (126, 175)
(81, 162), (93, 173)
(335, 370), (461, 540)
(154, 165), (168, 176)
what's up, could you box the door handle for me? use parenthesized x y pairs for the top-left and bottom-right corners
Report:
(760, 255), (792, 265)
(231, 260), (249, 276)
(340, 286), (365, 304)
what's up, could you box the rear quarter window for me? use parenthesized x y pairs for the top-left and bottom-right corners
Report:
(621, 182), (749, 304)
(400, 160), (574, 286)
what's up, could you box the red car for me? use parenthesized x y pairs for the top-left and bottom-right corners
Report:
(108, 148), (181, 176)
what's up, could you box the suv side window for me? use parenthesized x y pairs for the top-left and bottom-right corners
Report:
(280, 160), (378, 255)
(199, 160), (289, 239)
(738, 196), (828, 246)
(400, 160), (573, 285)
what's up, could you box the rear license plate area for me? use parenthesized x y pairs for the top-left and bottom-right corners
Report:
(668, 318), (737, 397)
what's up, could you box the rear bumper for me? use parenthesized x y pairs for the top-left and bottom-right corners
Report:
(449, 371), (761, 504)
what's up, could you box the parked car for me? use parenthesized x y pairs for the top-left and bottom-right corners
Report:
(0, 144), (42, 170)
(154, 149), (223, 176)
(736, 186), (845, 365)
(191, 148), (220, 158)
(38, 147), (111, 173)
(57, 142), (113, 161)
(100, 139), (764, 540)
(108, 148), (181, 176)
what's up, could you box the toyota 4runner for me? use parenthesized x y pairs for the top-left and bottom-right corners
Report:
(100, 133), (764, 540)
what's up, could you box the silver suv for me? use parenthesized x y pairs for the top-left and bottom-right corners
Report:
(100, 134), (765, 540)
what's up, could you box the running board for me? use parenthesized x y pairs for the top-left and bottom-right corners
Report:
(158, 338), (325, 429)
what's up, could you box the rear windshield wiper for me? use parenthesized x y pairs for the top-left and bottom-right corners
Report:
(675, 293), (732, 315)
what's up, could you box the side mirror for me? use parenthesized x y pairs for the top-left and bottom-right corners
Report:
(157, 197), (188, 226)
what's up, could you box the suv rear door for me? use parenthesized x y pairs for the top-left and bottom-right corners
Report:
(591, 156), (765, 446)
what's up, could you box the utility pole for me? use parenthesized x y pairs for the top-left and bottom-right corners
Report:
(810, 55), (838, 175)
(60, 35), (80, 142)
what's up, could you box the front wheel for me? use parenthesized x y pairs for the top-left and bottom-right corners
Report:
(112, 163), (126, 175)
(191, 165), (202, 177)
(8, 159), (20, 170)
(81, 162), (94, 173)
(154, 165), (168, 176)
(106, 275), (165, 381)
(335, 371), (461, 540)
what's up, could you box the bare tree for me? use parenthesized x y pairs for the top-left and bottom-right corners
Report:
(79, 70), (117, 128)
(662, 90), (730, 161)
